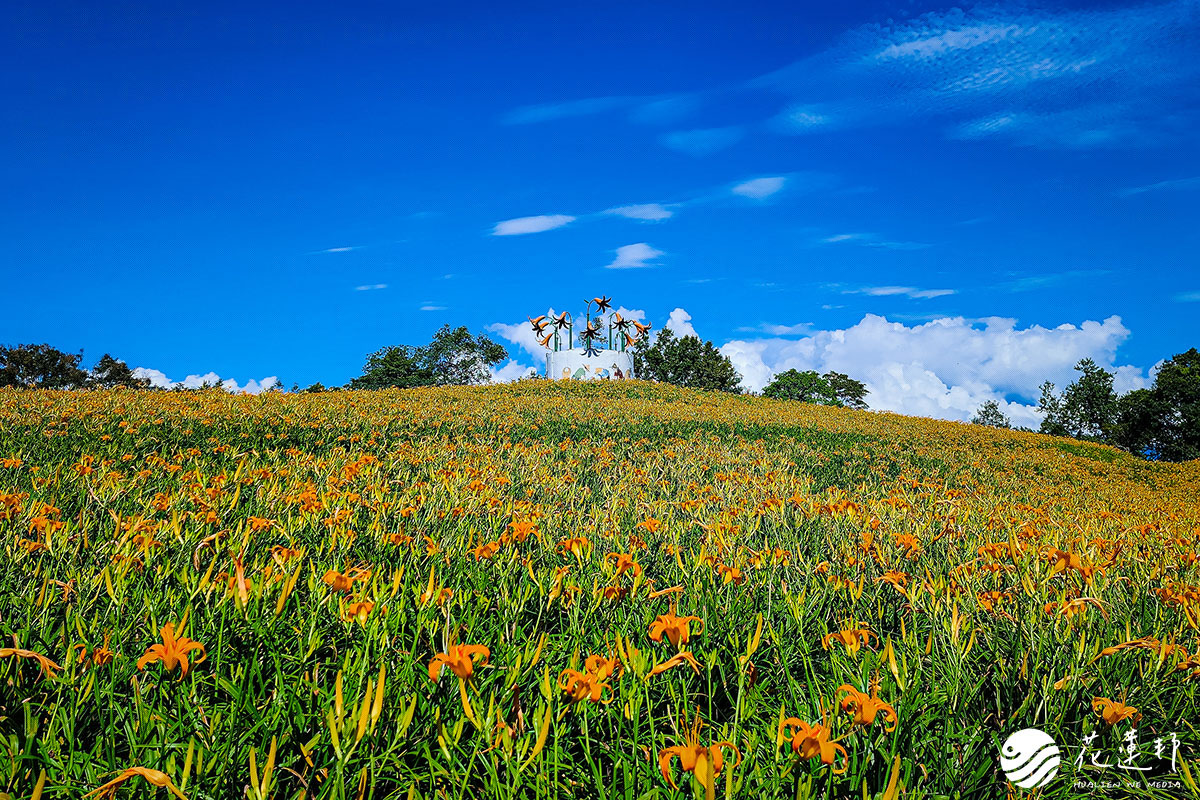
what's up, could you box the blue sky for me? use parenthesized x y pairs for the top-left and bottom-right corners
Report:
(3, 0), (1198, 422)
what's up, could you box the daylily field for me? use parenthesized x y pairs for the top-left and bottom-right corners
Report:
(1, 381), (1199, 799)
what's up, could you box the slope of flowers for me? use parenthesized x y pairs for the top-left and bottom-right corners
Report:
(0, 382), (1198, 799)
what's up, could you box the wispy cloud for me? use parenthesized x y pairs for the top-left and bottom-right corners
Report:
(1117, 176), (1200, 197)
(505, 1), (1200, 153)
(603, 203), (675, 221)
(1175, 291), (1200, 303)
(502, 96), (635, 125)
(660, 126), (744, 156)
(994, 269), (1112, 292)
(820, 233), (930, 250)
(492, 214), (576, 236)
(312, 245), (362, 254)
(354, 284), (387, 291)
(732, 176), (787, 199)
(607, 243), (663, 269)
(736, 322), (814, 335)
(420, 304), (447, 311)
(842, 285), (956, 299)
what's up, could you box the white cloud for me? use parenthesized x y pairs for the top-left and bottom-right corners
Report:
(664, 308), (698, 339)
(132, 368), (280, 394)
(719, 313), (1151, 426)
(491, 360), (538, 383)
(603, 203), (674, 221)
(420, 304), (447, 311)
(732, 176), (787, 199)
(312, 245), (360, 254)
(660, 126), (744, 156)
(737, 322), (814, 336)
(354, 284), (387, 291)
(492, 215), (576, 236)
(1118, 176), (1200, 197)
(842, 285), (956, 299)
(820, 233), (930, 250)
(607, 243), (663, 269)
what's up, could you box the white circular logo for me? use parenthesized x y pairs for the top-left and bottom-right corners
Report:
(1000, 728), (1061, 789)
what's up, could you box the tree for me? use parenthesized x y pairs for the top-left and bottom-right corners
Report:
(0, 343), (89, 389)
(763, 369), (840, 405)
(1038, 359), (1119, 442)
(970, 399), (1011, 429)
(89, 354), (150, 389)
(1146, 347), (1200, 461)
(631, 327), (741, 392)
(348, 325), (508, 390)
(822, 371), (869, 409)
(422, 325), (508, 386)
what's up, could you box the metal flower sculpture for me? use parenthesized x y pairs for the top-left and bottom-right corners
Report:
(527, 297), (649, 353)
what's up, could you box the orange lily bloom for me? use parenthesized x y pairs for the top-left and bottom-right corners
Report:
(1093, 697), (1140, 726)
(658, 713), (741, 800)
(0, 647), (62, 679)
(780, 717), (848, 773)
(428, 643), (490, 682)
(558, 668), (612, 704)
(837, 683), (898, 731)
(342, 601), (378, 624)
(605, 552), (643, 578)
(84, 767), (188, 799)
(648, 650), (702, 676)
(136, 623), (206, 678)
(585, 653), (619, 680)
(821, 627), (876, 655)
(649, 611), (704, 649)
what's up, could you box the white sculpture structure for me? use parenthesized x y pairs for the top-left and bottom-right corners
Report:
(528, 296), (649, 381)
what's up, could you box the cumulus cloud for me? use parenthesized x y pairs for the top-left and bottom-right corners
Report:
(732, 177), (787, 199)
(663, 308), (698, 339)
(660, 126), (744, 156)
(718, 313), (1151, 427)
(492, 214), (576, 236)
(491, 360), (538, 383)
(603, 203), (675, 221)
(607, 243), (663, 269)
(133, 368), (280, 394)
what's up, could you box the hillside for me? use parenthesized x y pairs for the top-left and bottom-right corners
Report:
(1, 382), (1197, 798)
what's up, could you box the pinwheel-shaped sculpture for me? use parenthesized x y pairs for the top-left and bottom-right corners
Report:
(579, 318), (604, 356)
(527, 297), (647, 353)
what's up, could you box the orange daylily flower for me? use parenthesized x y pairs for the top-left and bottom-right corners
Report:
(822, 627), (876, 655)
(780, 717), (848, 773)
(558, 668), (612, 704)
(649, 611), (704, 649)
(428, 643), (490, 682)
(605, 552), (643, 578)
(649, 650), (702, 676)
(342, 601), (379, 624)
(84, 767), (188, 799)
(0, 647), (63, 678)
(658, 713), (741, 800)
(136, 623), (206, 678)
(837, 683), (898, 731)
(1093, 697), (1140, 726)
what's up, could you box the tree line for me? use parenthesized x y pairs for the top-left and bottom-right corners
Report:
(969, 350), (1200, 462)
(6, 331), (1196, 461)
